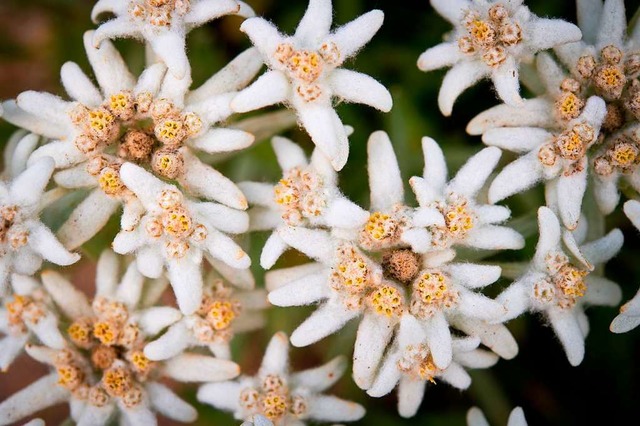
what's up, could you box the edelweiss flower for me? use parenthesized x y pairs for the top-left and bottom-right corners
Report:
(92, 0), (254, 78)
(0, 274), (65, 370)
(239, 136), (368, 268)
(610, 200), (640, 333)
(467, 406), (527, 426)
(0, 157), (80, 294)
(0, 250), (240, 425)
(418, 0), (581, 115)
(144, 269), (268, 361)
(497, 207), (623, 365)
(367, 315), (499, 418)
(2, 32), (261, 249)
(231, 0), (392, 170)
(406, 135), (523, 252)
(111, 163), (250, 314)
(197, 332), (365, 425)
(484, 96), (606, 229)
(267, 132), (517, 390)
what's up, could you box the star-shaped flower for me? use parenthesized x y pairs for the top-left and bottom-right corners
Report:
(231, 0), (393, 170)
(111, 163), (250, 314)
(496, 207), (623, 365)
(197, 332), (365, 425)
(238, 135), (368, 269)
(418, 0), (581, 115)
(1, 33), (261, 250)
(92, 0), (254, 78)
(0, 157), (80, 294)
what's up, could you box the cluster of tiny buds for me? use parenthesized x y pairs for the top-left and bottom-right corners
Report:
(410, 270), (459, 319)
(576, 45), (639, 102)
(145, 189), (207, 259)
(0, 204), (29, 253)
(129, 0), (191, 27)
(555, 78), (585, 122)
(458, 3), (522, 67)
(273, 166), (326, 226)
(273, 41), (340, 102)
(4, 291), (48, 335)
(238, 374), (307, 422)
(432, 194), (475, 244)
(188, 280), (242, 343)
(537, 123), (595, 174)
(397, 344), (440, 383)
(359, 208), (404, 251)
(533, 252), (588, 309)
(330, 244), (379, 311)
(593, 130), (640, 176)
(86, 155), (129, 197)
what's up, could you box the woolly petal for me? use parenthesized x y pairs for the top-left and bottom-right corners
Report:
(277, 227), (335, 263)
(77, 404), (115, 426)
(29, 312), (66, 349)
(325, 198), (370, 229)
(144, 320), (192, 360)
(60, 62), (102, 107)
(593, 174), (620, 215)
(438, 61), (487, 116)
(290, 302), (359, 347)
(0, 374), (68, 423)
(268, 272), (329, 306)
(265, 262), (325, 290)
(1, 100), (68, 140)
(491, 58), (522, 106)
(430, 0), (469, 24)
(294, 0), (332, 45)
(184, 0), (240, 27)
(163, 353), (240, 382)
(424, 311), (453, 369)
(624, 200), (640, 230)
(439, 362), (471, 389)
(482, 127), (551, 153)
(353, 313), (395, 389)
(196, 381), (242, 411)
(489, 151), (543, 203)
(595, 0), (626, 47)
(448, 264), (501, 289)
(417, 42), (463, 71)
(231, 70), (289, 112)
(147, 31), (189, 79)
(327, 10), (384, 61)
(112, 228), (146, 255)
(367, 131), (403, 211)
(556, 160), (587, 230)
(190, 128), (255, 154)
(548, 309), (585, 366)
(580, 229), (623, 266)
(577, 0), (603, 43)
(166, 257), (203, 315)
(330, 69), (392, 112)
(119, 163), (170, 210)
(464, 225), (524, 250)
(29, 140), (86, 169)
(296, 101), (349, 170)
(292, 356), (346, 392)
(306, 395), (365, 422)
(16, 91), (72, 129)
(367, 351), (402, 397)
(467, 407), (490, 426)
(10, 157), (54, 207)
(204, 229), (250, 269)
(448, 147), (500, 197)
(28, 222), (81, 266)
(584, 275), (622, 306)
(259, 332), (290, 376)
(135, 245), (164, 279)
(467, 98), (555, 135)
(240, 18), (286, 61)
(397, 377), (426, 418)
(0, 335), (28, 371)
(54, 166), (95, 189)
(41, 270), (93, 320)
(528, 18), (582, 51)
(84, 30), (136, 93)
(147, 382), (197, 422)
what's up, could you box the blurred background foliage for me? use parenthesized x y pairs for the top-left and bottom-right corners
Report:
(1, 0), (640, 425)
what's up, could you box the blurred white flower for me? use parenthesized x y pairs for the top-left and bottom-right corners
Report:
(367, 315), (499, 418)
(0, 157), (80, 294)
(467, 406), (527, 426)
(198, 332), (365, 425)
(92, 0), (254, 79)
(239, 135), (368, 269)
(0, 249), (240, 425)
(241, 414), (274, 426)
(497, 207), (622, 365)
(485, 96), (606, 229)
(418, 0), (581, 115)
(231, 0), (392, 170)
(1, 32), (261, 250)
(111, 163), (250, 314)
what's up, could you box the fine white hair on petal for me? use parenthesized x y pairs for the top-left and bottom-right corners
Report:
(583, 276), (622, 306)
(16, 91), (72, 129)
(146, 382), (197, 423)
(231, 70), (290, 113)
(593, 174), (620, 215)
(495, 277), (535, 322)
(548, 309), (586, 366)
(167, 257), (203, 315)
(29, 221), (81, 266)
(28, 140), (86, 169)
(467, 407), (490, 426)
(296, 102), (350, 171)
(417, 42), (463, 72)
(451, 316), (519, 360)
(41, 270), (93, 320)
(240, 18), (285, 63)
(187, 126), (255, 154)
(119, 162), (171, 211)
(76, 404), (115, 426)
(163, 353), (240, 382)
(424, 311), (453, 369)
(439, 362), (471, 389)
(238, 182), (276, 207)
(147, 31), (189, 80)
(409, 177), (440, 208)
(277, 227), (335, 264)
(438, 61), (487, 116)
(306, 395), (366, 422)
(367, 351), (402, 397)
(192, 202), (249, 234)
(196, 381), (243, 411)
(556, 159), (587, 230)
(466, 98), (554, 135)
(83, 30), (136, 94)
(508, 407), (528, 426)
(624, 200), (640, 230)
(482, 127), (551, 153)
(455, 349), (499, 369)
(447, 264), (501, 289)
(448, 147), (501, 198)
(259, 232), (289, 270)
(137, 306), (182, 336)
(457, 289), (506, 321)
(29, 312), (66, 350)
(491, 57), (522, 107)
(420, 137), (448, 192)
(5, 132), (38, 179)
(183, 0), (240, 28)
(10, 156), (55, 207)
(290, 302), (360, 347)
(112, 228), (145, 255)
(577, 0), (604, 43)
(60, 61), (102, 107)
(0, 335), (28, 371)
(293, 0), (332, 46)
(134, 62), (167, 96)
(464, 226), (525, 250)
(291, 355), (346, 392)
(580, 229), (623, 266)
(536, 52), (567, 98)
(144, 320), (192, 361)
(1, 100), (68, 140)
(325, 198), (370, 229)
(272, 136), (308, 171)
(397, 376), (426, 418)
(528, 18), (582, 51)
(259, 331), (290, 377)
(53, 165), (95, 189)
(533, 207), (562, 267)
(595, 0), (626, 48)
(352, 313), (395, 390)
(0, 373), (68, 424)
(115, 261), (145, 308)
(367, 131), (404, 211)
(610, 288), (640, 333)
(327, 9), (384, 61)
(329, 69), (392, 112)
(135, 245), (164, 279)
(268, 272), (329, 306)
(430, 0), (469, 24)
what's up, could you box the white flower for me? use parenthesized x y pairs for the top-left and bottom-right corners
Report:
(418, 0), (581, 115)
(485, 96), (606, 229)
(238, 135), (369, 269)
(367, 315), (499, 418)
(0, 274), (65, 371)
(2, 131), (40, 180)
(497, 207), (623, 365)
(610, 200), (640, 333)
(92, 0), (254, 78)
(241, 414), (274, 426)
(231, 0), (392, 170)
(197, 332), (365, 425)
(144, 269), (268, 361)
(0, 249), (240, 426)
(0, 157), (80, 294)
(405, 135), (523, 252)
(467, 406), (527, 426)
(1, 34), (261, 250)
(111, 163), (250, 314)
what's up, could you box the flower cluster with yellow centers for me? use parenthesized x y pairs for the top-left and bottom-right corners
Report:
(432, 195), (476, 245)
(144, 188), (208, 258)
(533, 252), (588, 309)
(537, 122), (596, 172)
(86, 155), (129, 197)
(593, 129), (640, 177)
(554, 77), (586, 122)
(0, 205), (29, 254)
(129, 0), (191, 28)
(397, 344), (440, 384)
(4, 292), (48, 335)
(409, 271), (459, 319)
(274, 41), (341, 102)
(60, 296), (156, 408)
(360, 210), (404, 250)
(238, 374), (308, 423)
(273, 166), (326, 225)
(330, 244), (380, 310)
(188, 280), (242, 344)
(458, 4), (523, 68)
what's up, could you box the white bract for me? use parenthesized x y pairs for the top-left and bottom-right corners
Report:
(0, 249), (240, 426)
(239, 135), (368, 269)
(367, 315), (500, 418)
(0, 157), (80, 294)
(418, 0), (581, 115)
(1, 33), (261, 250)
(197, 332), (365, 425)
(467, 406), (528, 426)
(231, 0), (392, 170)
(92, 0), (254, 78)
(497, 207), (623, 365)
(111, 163), (250, 314)
(485, 96), (606, 229)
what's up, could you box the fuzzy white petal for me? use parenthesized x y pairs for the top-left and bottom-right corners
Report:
(330, 69), (392, 112)
(438, 61), (487, 116)
(290, 302), (359, 347)
(353, 313), (395, 389)
(231, 70), (289, 112)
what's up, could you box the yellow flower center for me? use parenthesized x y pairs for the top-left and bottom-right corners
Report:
(98, 167), (125, 196)
(93, 321), (118, 345)
(370, 285), (404, 317)
(207, 300), (236, 330)
(262, 391), (289, 421)
(103, 367), (132, 397)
